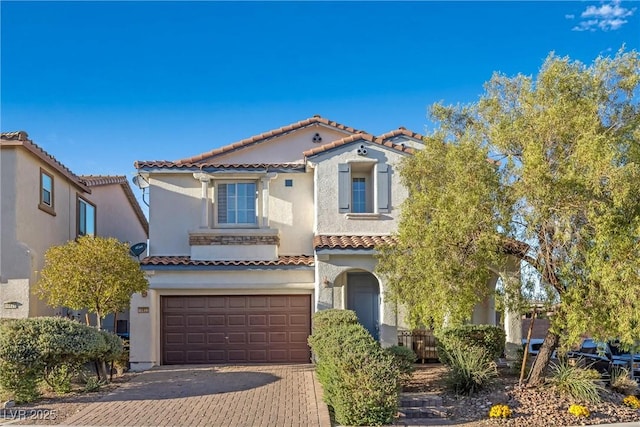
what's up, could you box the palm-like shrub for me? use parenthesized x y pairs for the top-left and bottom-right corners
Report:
(443, 343), (497, 395)
(547, 360), (603, 403)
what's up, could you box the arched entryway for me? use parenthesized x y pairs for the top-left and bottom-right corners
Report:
(346, 272), (380, 340)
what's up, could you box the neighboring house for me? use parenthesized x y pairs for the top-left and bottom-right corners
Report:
(130, 115), (511, 371)
(0, 131), (149, 335)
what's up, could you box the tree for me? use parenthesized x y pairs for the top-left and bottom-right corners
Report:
(37, 236), (148, 329)
(376, 48), (640, 385)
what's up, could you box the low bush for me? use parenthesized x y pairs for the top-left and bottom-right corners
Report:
(568, 404), (590, 418)
(385, 345), (416, 382)
(0, 317), (124, 402)
(609, 368), (638, 395)
(488, 404), (512, 419)
(308, 309), (401, 426)
(547, 360), (603, 403)
(442, 343), (497, 395)
(436, 324), (505, 365)
(623, 395), (640, 409)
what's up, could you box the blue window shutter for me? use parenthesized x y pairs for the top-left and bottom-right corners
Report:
(377, 163), (390, 213)
(338, 163), (351, 212)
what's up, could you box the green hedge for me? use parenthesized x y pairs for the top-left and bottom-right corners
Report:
(0, 317), (124, 402)
(308, 309), (401, 426)
(436, 324), (505, 365)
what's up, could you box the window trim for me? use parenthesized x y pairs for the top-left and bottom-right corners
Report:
(38, 168), (56, 216)
(214, 180), (259, 228)
(339, 160), (390, 217)
(76, 194), (96, 237)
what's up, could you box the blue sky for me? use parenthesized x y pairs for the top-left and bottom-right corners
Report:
(2, 1), (638, 208)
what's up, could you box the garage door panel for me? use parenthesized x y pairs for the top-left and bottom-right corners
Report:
(227, 297), (247, 309)
(162, 295), (310, 364)
(165, 333), (184, 345)
(227, 315), (246, 326)
(248, 296), (268, 308)
(290, 331), (310, 343)
(290, 314), (309, 326)
(248, 315), (267, 326)
(249, 332), (267, 343)
(187, 315), (205, 326)
(207, 315), (225, 326)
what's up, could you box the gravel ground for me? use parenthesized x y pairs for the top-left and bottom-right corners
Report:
(404, 364), (640, 426)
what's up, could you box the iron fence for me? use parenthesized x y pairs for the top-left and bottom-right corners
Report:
(398, 329), (439, 363)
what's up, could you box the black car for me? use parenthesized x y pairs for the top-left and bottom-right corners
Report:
(567, 339), (640, 382)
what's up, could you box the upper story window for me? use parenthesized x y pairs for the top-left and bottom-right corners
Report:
(39, 168), (56, 216)
(352, 177), (368, 213)
(338, 162), (390, 216)
(216, 181), (257, 226)
(77, 196), (96, 237)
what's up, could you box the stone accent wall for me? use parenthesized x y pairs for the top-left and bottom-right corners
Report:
(190, 234), (280, 246)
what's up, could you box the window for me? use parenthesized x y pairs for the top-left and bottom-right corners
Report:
(77, 196), (96, 237)
(39, 168), (56, 215)
(338, 162), (390, 215)
(352, 177), (367, 213)
(217, 182), (257, 225)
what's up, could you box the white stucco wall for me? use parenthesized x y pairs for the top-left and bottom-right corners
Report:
(208, 126), (353, 164)
(1, 148), (80, 317)
(314, 253), (400, 348)
(148, 174), (201, 256)
(89, 184), (148, 245)
(311, 143), (409, 235)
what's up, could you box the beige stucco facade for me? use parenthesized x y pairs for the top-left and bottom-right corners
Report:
(0, 132), (148, 331)
(130, 117), (516, 370)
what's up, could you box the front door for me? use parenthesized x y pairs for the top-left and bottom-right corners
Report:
(347, 272), (380, 340)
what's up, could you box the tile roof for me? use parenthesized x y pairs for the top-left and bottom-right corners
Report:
(1, 131), (91, 193)
(79, 175), (149, 236)
(303, 128), (419, 158)
(170, 115), (363, 165)
(377, 127), (425, 142)
(140, 255), (314, 268)
(134, 161), (306, 171)
(314, 235), (397, 250)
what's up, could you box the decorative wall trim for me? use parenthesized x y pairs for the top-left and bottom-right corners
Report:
(190, 234), (280, 246)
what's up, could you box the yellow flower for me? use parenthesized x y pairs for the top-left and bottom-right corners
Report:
(623, 395), (640, 409)
(568, 404), (590, 418)
(488, 404), (512, 419)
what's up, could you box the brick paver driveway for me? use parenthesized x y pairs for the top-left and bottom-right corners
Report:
(63, 364), (330, 427)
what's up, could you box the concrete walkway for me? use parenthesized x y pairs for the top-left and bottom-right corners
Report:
(62, 364), (331, 427)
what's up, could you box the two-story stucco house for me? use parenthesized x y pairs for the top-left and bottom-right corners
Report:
(0, 131), (149, 335)
(130, 115), (507, 371)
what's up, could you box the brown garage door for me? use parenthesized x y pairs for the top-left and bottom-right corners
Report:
(161, 295), (311, 364)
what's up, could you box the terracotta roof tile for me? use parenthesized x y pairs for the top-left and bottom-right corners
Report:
(79, 175), (149, 236)
(303, 129), (418, 158)
(134, 161), (306, 170)
(1, 131), (90, 193)
(140, 255), (314, 267)
(313, 235), (397, 250)
(377, 127), (425, 142)
(169, 115), (363, 165)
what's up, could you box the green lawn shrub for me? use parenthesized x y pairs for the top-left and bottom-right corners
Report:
(308, 309), (401, 426)
(385, 345), (417, 383)
(436, 324), (505, 365)
(442, 342), (497, 395)
(0, 317), (124, 402)
(547, 359), (603, 403)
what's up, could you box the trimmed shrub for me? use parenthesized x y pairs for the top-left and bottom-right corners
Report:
(442, 343), (497, 395)
(0, 317), (124, 401)
(385, 345), (416, 382)
(547, 360), (603, 403)
(436, 324), (505, 365)
(308, 309), (401, 426)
